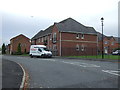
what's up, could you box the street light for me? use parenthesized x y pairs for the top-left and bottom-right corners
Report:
(101, 17), (104, 59)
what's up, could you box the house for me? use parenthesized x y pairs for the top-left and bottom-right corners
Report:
(97, 32), (120, 54)
(10, 34), (30, 54)
(31, 18), (98, 56)
(114, 37), (120, 49)
(6, 44), (10, 54)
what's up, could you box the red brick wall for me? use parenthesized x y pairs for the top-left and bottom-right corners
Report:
(10, 35), (30, 54)
(98, 37), (119, 54)
(61, 32), (97, 56)
(31, 25), (98, 56)
(61, 32), (97, 41)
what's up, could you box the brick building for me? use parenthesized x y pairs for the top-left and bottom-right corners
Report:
(10, 34), (30, 54)
(97, 32), (120, 54)
(31, 18), (98, 56)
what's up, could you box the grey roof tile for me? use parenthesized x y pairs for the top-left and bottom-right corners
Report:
(32, 18), (97, 40)
(56, 18), (97, 34)
(32, 25), (53, 40)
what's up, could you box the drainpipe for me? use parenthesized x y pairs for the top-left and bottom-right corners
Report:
(60, 32), (62, 56)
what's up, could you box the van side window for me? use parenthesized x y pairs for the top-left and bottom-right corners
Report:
(38, 48), (42, 52)
(34, 47), (39, 48)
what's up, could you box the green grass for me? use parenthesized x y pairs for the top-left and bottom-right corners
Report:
(13, 53), (29, 56)
(67, 55), (120, 60)
(20, 54), (29, 56)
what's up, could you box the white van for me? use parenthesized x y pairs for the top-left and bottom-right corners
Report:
(29, 45), (52, 58)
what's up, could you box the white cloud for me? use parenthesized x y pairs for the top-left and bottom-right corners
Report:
(1, 0), (119, 45)
(1, 0), (119, 18)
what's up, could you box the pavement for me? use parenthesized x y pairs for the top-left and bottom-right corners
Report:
(2, 58), (23, 89)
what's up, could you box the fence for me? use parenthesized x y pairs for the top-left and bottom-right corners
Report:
(60, 47), (119, 59)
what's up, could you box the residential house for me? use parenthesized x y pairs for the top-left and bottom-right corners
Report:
(6, 44), (10, 54)
(31, 18), (98, 56)
(10, 34), (30, 54)
(98, 32), (120, 54)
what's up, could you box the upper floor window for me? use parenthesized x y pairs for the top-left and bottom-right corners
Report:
(42, 37), (43, 42)
(50, 34), (52, 41)
(111, 42), (114, 45)
(104, 41), (108, 44)
(39, 38), (41, 43)
(81, 34), (84, 39)
(53, 33), (57, 43)
(76, 34), (79, 39)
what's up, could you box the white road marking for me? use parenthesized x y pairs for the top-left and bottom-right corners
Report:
(61, 61), (100, 67)
(39, 59), (56, 62)
(102, 70), (120, 76)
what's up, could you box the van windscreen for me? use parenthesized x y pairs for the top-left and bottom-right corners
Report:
(41, 48), (49, 51)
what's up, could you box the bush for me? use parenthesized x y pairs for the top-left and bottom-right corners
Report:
(17, 43), (22, 54)
(2, 43), (6, 54)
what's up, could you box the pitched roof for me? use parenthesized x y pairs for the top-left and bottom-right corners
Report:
(56, 18), (97, 34)
(97, 32), (120, 43)
(32, 25), (53, 40)
(32, 18), (97, 40)
(97, 32), (106, 41)
(10, 34), (30, 41)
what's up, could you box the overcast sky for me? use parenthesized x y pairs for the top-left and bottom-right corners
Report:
(0, 0), (119, 47)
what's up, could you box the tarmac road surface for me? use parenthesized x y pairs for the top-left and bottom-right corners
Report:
(2, 57), (23, 89)
(2, 55), (119, 88)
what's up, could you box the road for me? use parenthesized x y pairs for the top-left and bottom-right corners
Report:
(2, 55), (119, 88)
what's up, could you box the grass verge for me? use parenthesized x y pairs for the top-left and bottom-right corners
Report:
(67, 55), (120, 60)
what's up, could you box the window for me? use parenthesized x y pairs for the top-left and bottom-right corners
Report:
(53, 33), (57, 43)
(76, 44), (79, 51)
(39, 38), (41, 43)
(42, 37), (43, 42)
(111, 42), (114, 45)
(53, 45), (57, 50)
(50, 34), (52, 40)
(104, 41), (108, 44)
(76, 34), (79, 39)
(81, 45), (84, 51)
(81, 34), (84, 39)
(49, 45), (52, 50)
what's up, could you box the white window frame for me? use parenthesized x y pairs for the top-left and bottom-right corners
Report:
(81, 34), (84, 39)
(50, 34), (52, 41)
(111, 42), (114, 45)
(53, 33), (57, 43)
(53, 45), (57, 50)
(42, 37), (43, 42)
(39, 38), (41, 43)
(76, 33), (79, 39)
(76, 44), (79, 51)
(81, 45), (85, 51)
(104, 41), (108, 44)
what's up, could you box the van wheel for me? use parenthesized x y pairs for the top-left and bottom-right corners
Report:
(30, 55), (33, 58)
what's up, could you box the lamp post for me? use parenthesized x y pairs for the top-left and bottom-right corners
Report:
(101, 17), (104, 59)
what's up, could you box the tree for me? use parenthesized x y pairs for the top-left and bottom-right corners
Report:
(2, 43), (6, 54)
(17, 43), (22, 54)
(24, 48), (26, 54)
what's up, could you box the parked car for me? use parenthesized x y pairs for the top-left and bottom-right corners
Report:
(29, 45), (52, 58)
(112, 50), (120, 55)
